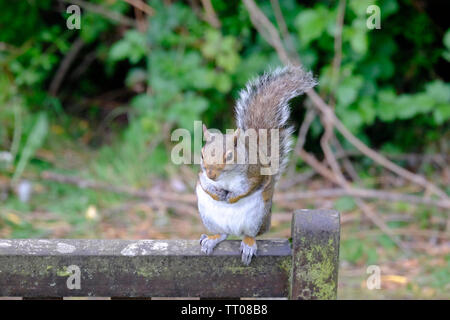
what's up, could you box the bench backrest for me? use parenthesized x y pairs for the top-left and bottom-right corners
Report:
(0, 209), (340, 299)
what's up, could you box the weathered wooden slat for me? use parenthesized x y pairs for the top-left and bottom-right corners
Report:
(0, 239), (291, 298)
(0, 210), (340, 299)
(290, 209), (340, 300)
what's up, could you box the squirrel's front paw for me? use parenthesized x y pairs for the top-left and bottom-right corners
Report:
(215, 189), (228, 201)
(199, 234), (227, 255)
(240, 237), (257, 266)
(225, 192), (239, 203)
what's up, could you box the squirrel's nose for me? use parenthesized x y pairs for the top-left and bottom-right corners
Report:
(207, 170), (217, 180)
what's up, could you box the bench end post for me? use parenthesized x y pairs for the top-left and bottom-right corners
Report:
(289, 209), (340, 300)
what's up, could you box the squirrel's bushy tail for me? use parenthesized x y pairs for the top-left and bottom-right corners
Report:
(234, 65), (317, 175)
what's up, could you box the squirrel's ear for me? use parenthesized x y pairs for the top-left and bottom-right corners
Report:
(233, 128), (240, 146)
(203, 124), (210, 140)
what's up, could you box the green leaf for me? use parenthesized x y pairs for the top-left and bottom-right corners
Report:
(214, 73), (232, 93)
(201, 31), (241, 73)
(380, 0), (399, 17)
(336, 76), (364, 107)
(295, 8), (328, 45)
(349, 0), (374, 17)
(109, 30), (147, 64)
(443, 51), (450, 62)
(167, 93), (208, 129)
(109, 40), (131, 62)
(339, 109), (364, 132)
(350, 21), (368, 55)
(189, 69), (216, 90)
(366, 247), (378, 265)
(395, 94), (434, 120)
(426, 81), (450, 104)
(376, 90), (398, 121)
(130, 94), (154, 115)
(433, 103), (450, 124)
(12, 113), (48, 184)
(125, 68), (147, 89)
(443, 29), (450, 49)
(376, 234), (396, 249)
(357, 97), (376, 125)
(335, 196), (357, 212)
(341, 239), (364, 264)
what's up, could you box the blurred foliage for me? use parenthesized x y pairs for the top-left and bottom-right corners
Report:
(0, 0), (448, 185)
(0, 0), (449, 299)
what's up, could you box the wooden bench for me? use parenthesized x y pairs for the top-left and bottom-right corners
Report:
(0, 209), (340, 299)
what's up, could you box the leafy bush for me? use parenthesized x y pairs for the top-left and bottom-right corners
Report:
(0, 0), (448, 183)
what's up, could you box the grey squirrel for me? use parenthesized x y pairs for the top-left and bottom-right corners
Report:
(196, 66), (317, 265)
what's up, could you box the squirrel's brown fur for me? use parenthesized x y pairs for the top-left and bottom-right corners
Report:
(235, 65), (317, 176)
(197, 65), (317, 265)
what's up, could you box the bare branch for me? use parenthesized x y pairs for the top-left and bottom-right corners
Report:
(242, 0), (415, 251)
(40, 171), (197, 204)
(287, 106), (316, 175)
(276, 188), (450, 210)
(242, 0), (448, 200)
(123, 0), (155, 16)
(332, 136), (360, 181)
(49, 37), (84, 96)
(320, 110), (346, 185)
(60, 0), (137, 27)
(329, 0), (346, 107)
(243, 0), (292, 65)
(270, 0), (297, 58)
(278, 170), (316, 191)
(200, 0), (221, 28)
(307, 89), (449, 199)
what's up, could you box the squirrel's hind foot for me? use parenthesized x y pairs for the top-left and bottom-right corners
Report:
(199, 234), (227, 255)
(240, 236), (257, 266)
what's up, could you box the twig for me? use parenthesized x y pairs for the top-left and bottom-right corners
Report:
(49, 37), (84, 96)
(298, 149), (410, 250)
(200, 0), (221, 28)
(124, 0), (154, 32)
(187, 0), (203, 19)
(327, 0), (360, 182)
(242, 0), (411, 251)
(351, 228), (450, 240)
(278, 170), (316, 191)
(270, 0), (296, 58)
(68, 50), (97, 81)
(329, 0), (346, 108)
(243, 0), (292, 66)
(60, 0), (137, 27)
(308, 88), (449, 200)
(40, 171), (197, 204)
(243, 0), (448, 201)
(334, 150), (450, 163)
(287, 106), (316, 175)
(123, 0), (155, 16)
(134, 6), (147, 32)
(341, 212), (414, 224)
(275, 188), (450, 210)
(332, 136), (360, 181)
(320, 109), (346, 184)
(298, 149), (341, 185)
(356, 198), (409, 251)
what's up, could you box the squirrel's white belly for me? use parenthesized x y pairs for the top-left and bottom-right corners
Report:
(196, 183), (265, 237)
